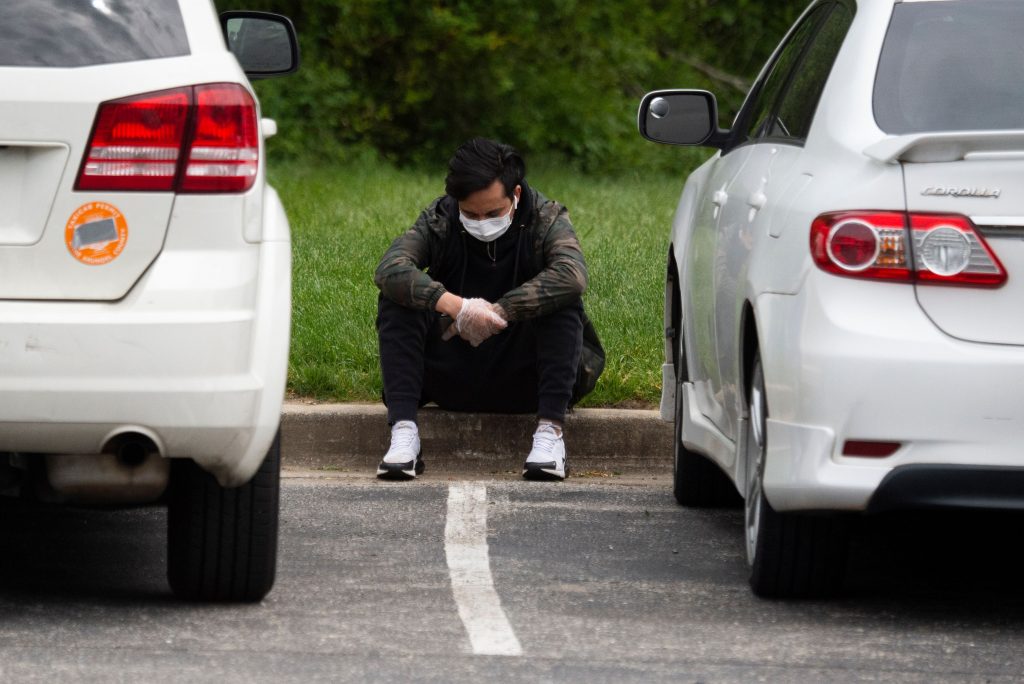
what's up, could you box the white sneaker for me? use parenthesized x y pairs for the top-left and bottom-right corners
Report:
(376, 420), (423, 479)
(523, 423), (567, 480)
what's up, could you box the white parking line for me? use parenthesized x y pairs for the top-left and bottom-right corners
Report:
(444, 482), (523, 657)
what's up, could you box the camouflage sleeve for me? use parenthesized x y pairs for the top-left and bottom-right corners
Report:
(373, 203), (447, 311)
(496, 202), (588, 321)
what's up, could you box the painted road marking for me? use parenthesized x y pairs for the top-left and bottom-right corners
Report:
(444, 483), (522, 657)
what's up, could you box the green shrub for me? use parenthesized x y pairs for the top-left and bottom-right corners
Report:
(216, 0), (806, 173)
(275, 155), (710, 406)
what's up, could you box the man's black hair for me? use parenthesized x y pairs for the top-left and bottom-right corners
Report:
(444, 138), (526, 201)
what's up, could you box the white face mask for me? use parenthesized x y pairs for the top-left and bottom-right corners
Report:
(459, 195), (518, 243)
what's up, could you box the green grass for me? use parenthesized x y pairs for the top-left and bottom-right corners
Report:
(270, 154), (702, 407)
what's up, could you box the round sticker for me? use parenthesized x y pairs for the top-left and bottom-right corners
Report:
(65, 202), (128, 265)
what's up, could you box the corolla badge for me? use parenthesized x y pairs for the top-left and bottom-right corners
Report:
(922, 186), (1002, 199)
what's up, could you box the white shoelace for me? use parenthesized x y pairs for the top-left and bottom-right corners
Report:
(386, 421), (418, 460)
(531, 424), (561, 457)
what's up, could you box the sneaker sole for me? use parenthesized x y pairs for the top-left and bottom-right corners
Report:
(376, 455), (425, 480)
(522, 462), (567, 481)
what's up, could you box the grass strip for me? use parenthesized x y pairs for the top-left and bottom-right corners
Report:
(271, 154), (700, 408)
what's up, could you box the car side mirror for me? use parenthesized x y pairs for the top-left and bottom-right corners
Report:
(638, 90), (727, 148)
(220, 11), (300, 79)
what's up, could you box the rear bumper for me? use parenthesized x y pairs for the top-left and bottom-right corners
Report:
(866, 465), (1024, 513)
(0, 238), (290, 487)
(758, 274), (1024, 512)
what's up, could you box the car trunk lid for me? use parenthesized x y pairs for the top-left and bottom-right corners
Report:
(902, 156), (1024, 346)
(0, 58), (256, 301)
(0, 81), (177, 301)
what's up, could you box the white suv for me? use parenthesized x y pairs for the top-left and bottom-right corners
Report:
(0, 2), (298, 601)
(640, 0), (1024, 597)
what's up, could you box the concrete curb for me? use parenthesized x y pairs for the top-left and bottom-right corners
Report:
(281, 402), (673, 475)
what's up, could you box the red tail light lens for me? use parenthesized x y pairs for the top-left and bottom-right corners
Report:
(75, 83), (258, 194)
(811, 212), (911, 281)
(181, 85), (259, 193)
(76, 88), (190, 191)
(811, 211), (1006, 287)
(827, 220), (880, 271)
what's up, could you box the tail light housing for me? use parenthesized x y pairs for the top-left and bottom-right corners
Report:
(811, 211), (1006, 287)
(76, 83), (259, 194)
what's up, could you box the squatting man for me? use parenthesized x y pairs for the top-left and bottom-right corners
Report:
(373, 138), (604, 480)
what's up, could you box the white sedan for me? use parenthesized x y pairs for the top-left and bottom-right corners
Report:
(639, 0), (1024, 597)
(0, 1), (298, 601)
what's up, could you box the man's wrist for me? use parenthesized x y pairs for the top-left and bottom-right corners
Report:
(436, 292), (464, 318)
(494, 298), (514, 322)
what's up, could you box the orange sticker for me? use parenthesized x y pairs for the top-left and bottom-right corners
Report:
(65, 201), (128, 265)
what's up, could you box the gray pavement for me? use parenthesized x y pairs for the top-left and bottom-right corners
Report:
(2, 404), (1023, 682)
(281, 402), (672, 474)
(1, 471), (1024, 682)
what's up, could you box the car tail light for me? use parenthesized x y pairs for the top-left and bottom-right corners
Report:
(908, 214), (1006, 286)
(75, 84), (258, 194)
(811, 212), (911, 281)
(76, 88), (190, 192)
(811, 212), (1006, 287)
(180, 85), (259, 193)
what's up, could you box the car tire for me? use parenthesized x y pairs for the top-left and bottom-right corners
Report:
(167, 429), (280, 602)
(672, 330), (741, 508)
(744, 354), (848, 598)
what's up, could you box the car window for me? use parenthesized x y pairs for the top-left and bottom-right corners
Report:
(737, 3), (832, 144)
(0, 0), (189, 68)
(874, 0), (1024, 133)
(767, 5), (853, 141)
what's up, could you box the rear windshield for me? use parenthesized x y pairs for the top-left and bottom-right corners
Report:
(0, 0), (189, 68)
(874, 0), (1024, 134)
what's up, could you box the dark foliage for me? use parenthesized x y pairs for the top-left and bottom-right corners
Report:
(216, 0), (807, 172)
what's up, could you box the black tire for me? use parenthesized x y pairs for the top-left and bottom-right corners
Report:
(672, 330), (741, 508)
(167, 429), (280, 602)
(745, 355), (848, 598)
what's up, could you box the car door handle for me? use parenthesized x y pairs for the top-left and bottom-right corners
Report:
(712, 190), (728, 207)
(747, 191), (767, 210)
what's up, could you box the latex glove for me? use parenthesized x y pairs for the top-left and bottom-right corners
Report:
(442, 298), (507, 347)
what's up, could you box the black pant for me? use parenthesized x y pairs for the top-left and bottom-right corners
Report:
(376, 295), (584, 425)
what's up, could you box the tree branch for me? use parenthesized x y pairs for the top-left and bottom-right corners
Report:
(673, 54), (750, 93)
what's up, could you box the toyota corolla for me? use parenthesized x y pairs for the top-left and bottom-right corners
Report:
(639, 0), (1024, 597)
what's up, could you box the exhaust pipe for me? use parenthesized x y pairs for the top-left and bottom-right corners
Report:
(107, 433), (158, 467)
(45, 429), (169, 504)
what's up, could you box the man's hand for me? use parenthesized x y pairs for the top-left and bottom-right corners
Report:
(490, 302), (508, 322)
(442, 297), (507, 347)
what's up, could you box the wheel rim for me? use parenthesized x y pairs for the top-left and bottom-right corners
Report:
(745, 365), (765, 566)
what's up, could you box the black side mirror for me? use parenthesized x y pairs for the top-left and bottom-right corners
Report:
(638, 90), (727, 148)
(220, 11), (300, 79)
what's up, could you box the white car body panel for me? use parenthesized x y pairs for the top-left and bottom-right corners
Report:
(0, 53), (259, 300)
(657, 0), (1024, 512)
(0, 1), (291, 486)
(758, 273), (1024, 511)
(905, 159), (1024, 345)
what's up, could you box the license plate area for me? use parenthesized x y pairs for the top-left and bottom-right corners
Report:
(0, 143), (70, 245)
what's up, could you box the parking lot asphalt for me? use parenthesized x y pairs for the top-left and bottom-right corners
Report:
(280, 401), (673, 475)
(2, 472), (1024, 683)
